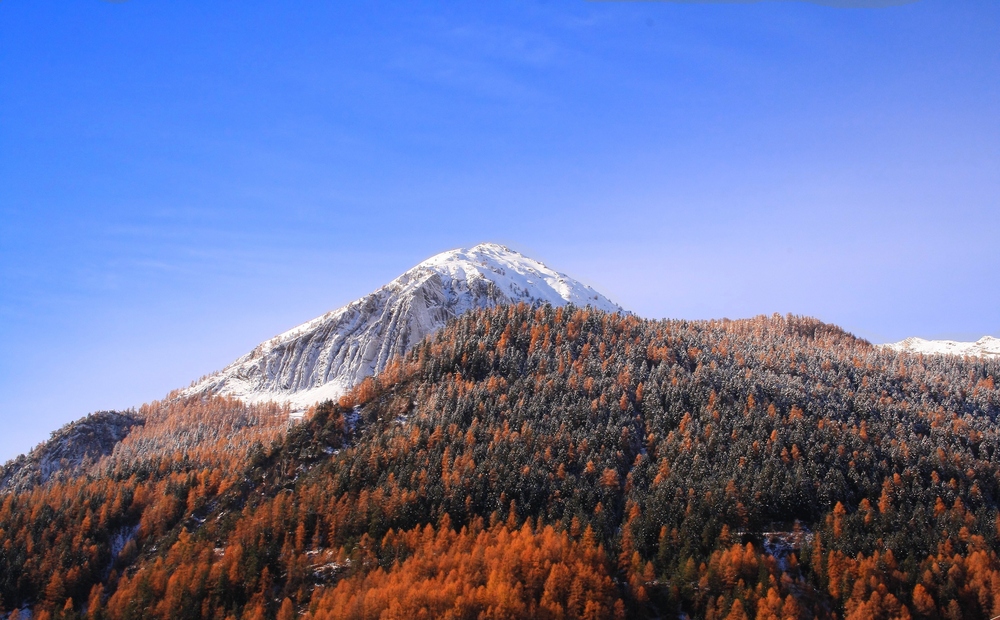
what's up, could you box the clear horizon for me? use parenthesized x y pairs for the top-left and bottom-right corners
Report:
(1, 0), (998, 462)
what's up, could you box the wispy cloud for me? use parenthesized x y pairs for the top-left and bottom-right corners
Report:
(596, 0), (919, 6)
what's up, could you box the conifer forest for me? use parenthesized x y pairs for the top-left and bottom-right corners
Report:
(3, 305), (1000, 619)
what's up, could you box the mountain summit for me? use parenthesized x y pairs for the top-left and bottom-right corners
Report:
(183, 243), (623, 408)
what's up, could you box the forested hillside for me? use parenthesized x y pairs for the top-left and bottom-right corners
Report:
(2, 305), (999, 619)
(0, 411), (142, 494)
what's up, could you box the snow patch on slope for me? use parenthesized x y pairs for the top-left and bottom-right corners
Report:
(182, 243), (623, 410)
(882, 336), (1000, 359)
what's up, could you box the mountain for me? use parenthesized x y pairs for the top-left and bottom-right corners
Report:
(0, 410), (142, 494)
(8, 241), (1000, 619)
(182, 243), (623, 409)
(883, 335), (1000, 358)
(4, 308), (999, 620)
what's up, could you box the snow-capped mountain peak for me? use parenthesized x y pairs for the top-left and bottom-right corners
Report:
(882, 335), (1000, 359)
(183, 243), (623, 409)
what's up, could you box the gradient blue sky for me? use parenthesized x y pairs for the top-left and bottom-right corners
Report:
(1, 0), (998, 461)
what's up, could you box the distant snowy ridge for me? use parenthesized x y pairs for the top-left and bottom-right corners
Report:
(882, 336), (1000, 359)
(182, 243), (623, 409)
(0, 411), (143, 494)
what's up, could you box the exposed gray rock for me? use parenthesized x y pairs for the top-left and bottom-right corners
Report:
(183, 243), (623, 409)
(0, 410), (143, 494)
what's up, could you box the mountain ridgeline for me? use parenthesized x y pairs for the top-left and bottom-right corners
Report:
(0, 411), (143, 494)
(2, 306), (1000, 620)
(182, 243), (622, 409)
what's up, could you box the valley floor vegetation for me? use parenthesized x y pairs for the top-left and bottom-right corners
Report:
(2, 305), (999, 619)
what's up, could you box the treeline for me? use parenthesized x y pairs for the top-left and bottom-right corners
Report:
(1, 304), (999, 619)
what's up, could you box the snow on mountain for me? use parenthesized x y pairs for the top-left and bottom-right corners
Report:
(183, 243), (623, 409)
(1, 411), (143, 494)
(882, 336), (1000, 359)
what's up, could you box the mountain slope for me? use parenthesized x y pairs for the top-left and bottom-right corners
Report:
(883, 335), (1000, 358)
(4, 309), (999, 619)
(0, 411), (142, 494)
(183, 243), (622, 408)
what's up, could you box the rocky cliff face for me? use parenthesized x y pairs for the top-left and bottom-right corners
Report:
(0, 410), (143, 494)
(183, 243), (623, 409)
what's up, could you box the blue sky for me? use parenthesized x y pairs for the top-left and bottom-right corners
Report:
(1, 0), (998, 461)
